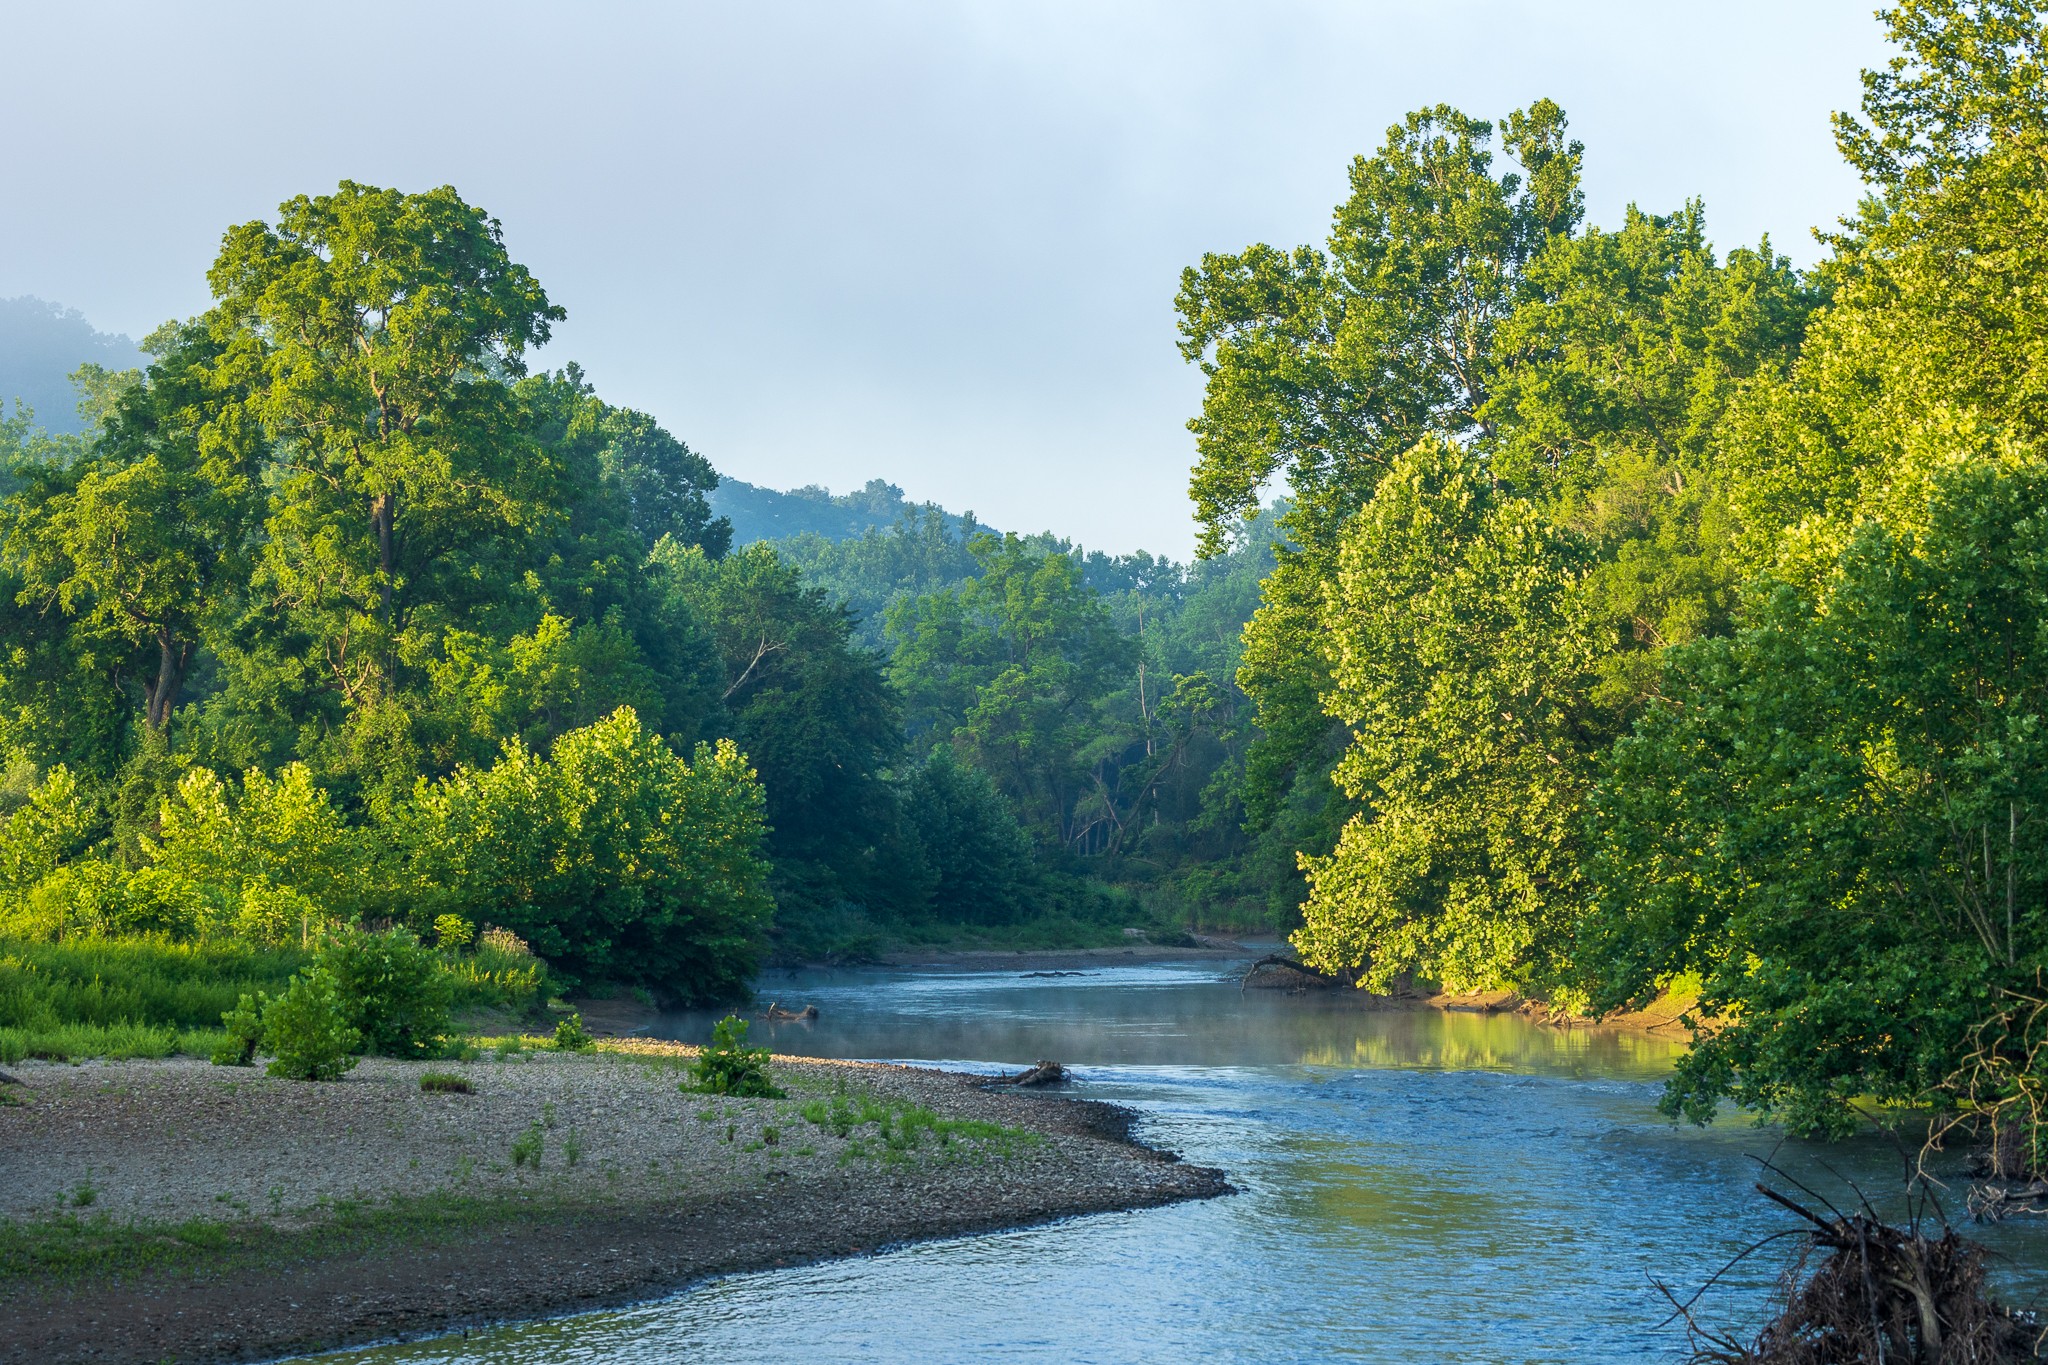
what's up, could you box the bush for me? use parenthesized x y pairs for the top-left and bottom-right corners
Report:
(552, 1012), (593, 1051)
(433, 914), (474, 949)
(447, 926), (545, 1015)
(393, 710), (774, 1003)
(318, 927), (451, 1059)
(211, 992), (265, 1066)
(261, 966), (359, 1081)
(684, 1014), (783, 1097)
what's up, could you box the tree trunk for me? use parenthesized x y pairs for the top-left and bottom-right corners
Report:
(372, 489), (396, 628)
(145, 633), (192, 731)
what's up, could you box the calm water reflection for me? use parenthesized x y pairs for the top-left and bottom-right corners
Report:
(318, 960), (2048, 1364)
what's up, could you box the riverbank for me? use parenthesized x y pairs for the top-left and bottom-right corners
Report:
(874, 941), (1256, 973)
(1, 1044), (1228, 1365)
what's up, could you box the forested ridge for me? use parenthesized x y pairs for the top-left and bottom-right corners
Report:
(5, 0), (2048, 1158)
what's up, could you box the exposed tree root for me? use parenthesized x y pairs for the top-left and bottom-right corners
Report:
(1669, 1176), (2043, 1364)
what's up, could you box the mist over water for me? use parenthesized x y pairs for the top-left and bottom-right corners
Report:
(319, 962), (2048, 1364)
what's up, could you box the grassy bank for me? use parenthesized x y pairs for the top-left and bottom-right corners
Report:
(0, 932), (549, 1064)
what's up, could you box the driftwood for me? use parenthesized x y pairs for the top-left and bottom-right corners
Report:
(1240, 953), (1340, 992)
(995, 1060), (1067, 1087)
(1023, 970), (1086, 978)
(1668, 1178), (2043, 1364)
(764, 1003), (818, 1021)
(1968, 1178), (2048, 1223)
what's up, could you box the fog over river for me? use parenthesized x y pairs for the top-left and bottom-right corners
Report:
(316, 960), (2048, 1364)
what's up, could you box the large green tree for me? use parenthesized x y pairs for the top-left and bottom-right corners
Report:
(206, 181), (563, 709)
(1177, 101), (1584, 848)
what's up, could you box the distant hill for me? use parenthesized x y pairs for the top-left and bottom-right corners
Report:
(710, 476), (989, 546)
(0, 297), (146, 434)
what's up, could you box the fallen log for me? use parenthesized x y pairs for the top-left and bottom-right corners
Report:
(1240, 953), (1340, 992)
(995, 1060), (1067, 1087)
(763, 1003), (818, 1021)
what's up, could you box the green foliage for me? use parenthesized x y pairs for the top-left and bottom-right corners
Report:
(887, 532), (1134, 847)
(799, 1091), (1030, 1162)
(418, 1071), (472, 1094)
(509, 1121), (544, 1168)
(683, 1014), (783, 1097)
(653, 540), (911, 928)
(1583, 453), (2048, 1133)
(551, 1012), (592, 1051)
(1295, 440), (1608, 994)
(447, 926), (545, 1015)
(393, 708), (773, 1002)
(0, 937), (303, 1032)
(259, 965), (359, 1081)
(211, 992), (263, 1066)
(317, 927), (451, 1059)
(902, 747), (1033, 923)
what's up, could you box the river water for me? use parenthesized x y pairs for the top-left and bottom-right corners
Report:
(321, 959), (2048, 1364)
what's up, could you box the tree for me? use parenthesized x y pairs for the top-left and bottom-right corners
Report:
(3, 324), (262, 733)
(394, 708), (774, 1001)
(653, 540), (908, 921)
(206, 181), (564, 706)
(1582, 451), (2048, 1140)
(887, 533), (1133, 847)
(902, 746), (1033, 923)
(1176, 101), (1584, 872)
(1295, 440), (1606, 993)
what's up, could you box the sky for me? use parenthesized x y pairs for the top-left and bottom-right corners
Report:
(1, 1), (1890, 557)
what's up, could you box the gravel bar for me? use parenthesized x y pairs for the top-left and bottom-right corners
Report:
(1, 1044), (1230, 1364)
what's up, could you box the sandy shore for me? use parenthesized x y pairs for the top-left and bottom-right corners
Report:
(1, 1044), (1228, 1365)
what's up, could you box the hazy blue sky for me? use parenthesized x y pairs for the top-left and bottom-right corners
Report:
(2, 1), (1889, 556)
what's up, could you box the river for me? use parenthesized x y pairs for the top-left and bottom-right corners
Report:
(318, 958), (2048, 1363)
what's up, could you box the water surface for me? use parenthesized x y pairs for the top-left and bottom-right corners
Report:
(321, 960), (2048, 1364)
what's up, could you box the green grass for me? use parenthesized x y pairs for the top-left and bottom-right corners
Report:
(0, 1022), (232, 1065)
(0, 1187), (597, 1286)
(798, 1093), (1037, 1164)
(0, 936), (308, 1034)
(0, 932), (551, 1063)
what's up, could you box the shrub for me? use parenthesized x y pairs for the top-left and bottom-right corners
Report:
(261, 966), (359, 1081)
(392, 710), (773, 1003)
(211, 992), (265, 1067)
(510, 1121), (544, 1167)
(684, 1015), (783, 1097)
(433, 915), (474, 949)
(318, 927), (451, 1059)
(448, 927), (545, 1015)
(552, 1012), (593, 1051)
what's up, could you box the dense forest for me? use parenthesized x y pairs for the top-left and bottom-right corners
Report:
(4, 0), (2048, 1157)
